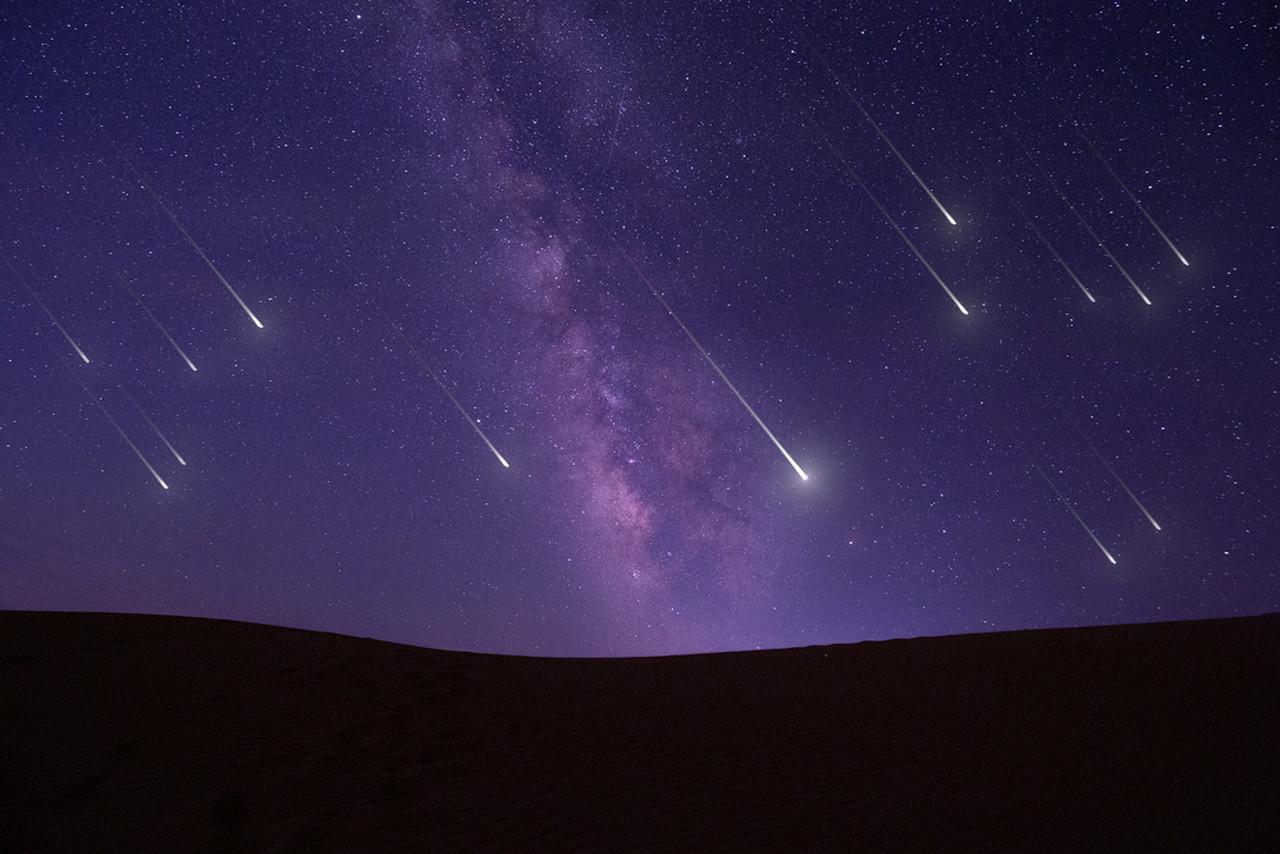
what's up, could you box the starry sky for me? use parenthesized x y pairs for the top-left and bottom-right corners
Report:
(2, 1), (1276, 655)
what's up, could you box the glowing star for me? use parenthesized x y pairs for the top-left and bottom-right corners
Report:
(818, 131), (969, 315)
(809, 44), (957, 226)
(373, 301), (510, 469)
(1063, 114), (1190, 267)
(612, 239), (809, 482)
(109, 262), (198, 371)
(1005, 190), (1096, 303)
(112, 142), (264, 328)
(5, 257), (91, 363)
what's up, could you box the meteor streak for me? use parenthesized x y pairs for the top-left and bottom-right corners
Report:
(1057, 406), (1161, 531)
(611, 238), (809, 481)
(1021, 446), (1116, 565)
(4, 257), (91, 363)
(1036, 163), (1153, 306)
(373, 303), (509, 469)
(818, 131), (970, 315)
(606, 90), (625, 166)
(63, 367), (168, 490)
(1063, 114), (1190, 267)
(109, 263), (198, 372)
(1004, 189), (1096, 303)
(117, 385), (187, 467)
(809, 45), (957, 226)
(111, 143), (264, 328)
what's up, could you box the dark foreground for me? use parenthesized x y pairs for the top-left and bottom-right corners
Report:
(2, 612), (1277, 851)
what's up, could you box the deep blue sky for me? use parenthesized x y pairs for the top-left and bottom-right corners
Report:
(2, 1), (1276, 655)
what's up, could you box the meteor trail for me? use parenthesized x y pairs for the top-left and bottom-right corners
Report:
(611, 238), (810, 482)
(4, 257), (91, 363)
(63, 366), (168, 490)
(372, 302), (510, 469)
(1063, 114), (1190, 267)
(1057, 406), (1161, 531)
(117, 385), (187, 467)
(109, 262), (198, 372)
(818, 131), (970, 315)
(1004, 189), (1096, 303)
(606, 90), (625, 166)
(808, 45), (957, 226)
(1034, 159), (1153, 306)
(1021, 446), (1117, 565)
(111, 142), (264, 328)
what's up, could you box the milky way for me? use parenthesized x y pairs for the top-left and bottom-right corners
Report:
(1, 1), (1275, 655)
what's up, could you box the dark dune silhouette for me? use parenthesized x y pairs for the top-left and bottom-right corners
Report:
(3, 611), (1277, 851)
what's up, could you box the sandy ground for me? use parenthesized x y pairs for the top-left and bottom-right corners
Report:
(2, 611), (1277, 851)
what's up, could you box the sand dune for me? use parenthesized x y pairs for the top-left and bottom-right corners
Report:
(3, 611), (1277, 851)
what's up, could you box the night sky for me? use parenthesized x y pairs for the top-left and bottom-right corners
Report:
(2, 1), (1276, 656)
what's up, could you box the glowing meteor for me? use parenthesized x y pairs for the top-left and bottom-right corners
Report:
(117, 385), (187, 467)
(64, 367), (168, 490)
(109, 263), (198, 372)
(1038, 167), (1153, 306)
(1063, 114), (1190, 267)
(809, 45), (957, 226)
(111, 143), (264, 328)
(5, 257), (91, 363)
(1004, 190), (1096, 303)
(1021, 447), (1117, 565)
(373, 303), (510, 469)
(1057, 406), (1161, 532)
(818, 131), (970, 315)
(611, 238), (809, 482)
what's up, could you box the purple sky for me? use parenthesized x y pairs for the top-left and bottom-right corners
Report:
(2, 0), (1277, 655)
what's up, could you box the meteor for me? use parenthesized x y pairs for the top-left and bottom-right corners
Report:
(1057, 406), (1161, 532)
(111, 143), (264, 328)
(63, 366), (168, 490)
(611, 238), (809, 481)
(373, 302), (510, 469)
(1037, 166), (1153, 306)
(117, 385), (187, 467)
(1021, 446), (1117, 565)
(1004, 189), (1096, 303)
(818, 131), (970, 315)
(809, 45), (957, 226)
(4, 257), (91, 363)
(109, 262), (198, 372)
(1063, 114), (1190, 267)
(606, 90), (626, 166)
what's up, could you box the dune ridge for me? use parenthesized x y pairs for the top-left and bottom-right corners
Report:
(3, 611), (1277, 851)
